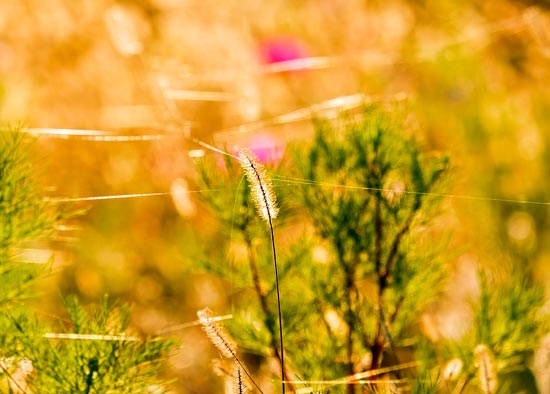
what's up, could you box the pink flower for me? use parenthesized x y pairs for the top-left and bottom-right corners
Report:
(259, 36), (309, 64)
(235, 133), (284, 164)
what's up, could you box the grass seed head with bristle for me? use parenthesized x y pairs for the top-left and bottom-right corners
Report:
(197, 308), (237, 359)
(534, 335), (550, 394)
(238, 147), (285, 394)
(238, 148), (279, 222)
(442, 357), (463, 381)
(475, 344), (497, 394)
(233, 364), (248, 394)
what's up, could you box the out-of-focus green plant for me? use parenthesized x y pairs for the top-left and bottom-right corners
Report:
(442, 265), (547, 394)
(11, 296), (173, 394)
(288, 106), (449, 394)
(193, 106), (548, 394)
(194, 105), (449, 392)
(0, 127), (173, 393)
(0, 130), (68, 307)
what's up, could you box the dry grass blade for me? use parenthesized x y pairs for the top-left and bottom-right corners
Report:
(288, 361), (418, 393)
(156, 314), (233, 335)
(43, 333), (140, 341)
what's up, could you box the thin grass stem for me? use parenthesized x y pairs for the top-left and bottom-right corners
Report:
(238, 148), (285, 393)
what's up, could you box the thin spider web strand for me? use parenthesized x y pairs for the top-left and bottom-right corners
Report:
(227, 175), (247, 319)
(289, 361), (418, 393)
(41, 180), (550, 207)
(270, 176), (550, 206)
(42, 187), (235, 203)
(19, 128), (167, 142)
(44, 192), (171, 203)
(156, 314), (233, 335)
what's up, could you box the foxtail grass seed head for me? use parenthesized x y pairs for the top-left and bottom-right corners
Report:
(475, 344), (497, 394)
(1, 358), (33, 394)
(534, 335), (550, 394)
(442, 357), (463, 381)
(233, 364), (248, 394)
(198, 308), (237, 359)
(238, 148), (279, 222)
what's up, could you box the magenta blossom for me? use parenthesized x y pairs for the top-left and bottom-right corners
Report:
(259, 36), (309, 64)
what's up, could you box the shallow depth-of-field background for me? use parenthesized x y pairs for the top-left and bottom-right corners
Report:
(0, 1), (549, 393)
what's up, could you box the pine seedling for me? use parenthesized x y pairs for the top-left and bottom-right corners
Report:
(12, 296), (173, 394)
(443, 266), (547, 394)
(0, 129), (70, 307)
(408, 373), (441, 394)
(192, 105), (545, 393)
(193, 106), (451, 393)
(0, 128), (69, 386)
(238, 147), (285, 394)
(290, 105), (449, 393)
(0, 127), (174, 393)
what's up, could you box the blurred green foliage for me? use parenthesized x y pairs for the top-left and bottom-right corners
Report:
(0, 129), (173, 394)
(0, 1), (549, 393)
(194, 106), (547, 393)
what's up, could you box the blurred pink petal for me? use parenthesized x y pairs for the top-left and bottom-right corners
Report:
(259, 36), (309, 64)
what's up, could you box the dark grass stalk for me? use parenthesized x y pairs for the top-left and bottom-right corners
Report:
(334, 233), (359, 394)
(455, 372), (475, 394)
(372, 189), (385, 372)
(268, 215), (286, 394)
(238, 148), (286, 394)
(378, 301), (405, 383)
(372, 196), (422, 370)
(343, 260), (357, 394)
(244, 236), (291, 390)
(370, 138), (386, 374)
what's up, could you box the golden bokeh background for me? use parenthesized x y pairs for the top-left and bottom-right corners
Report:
(0, 0), (549, 392)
